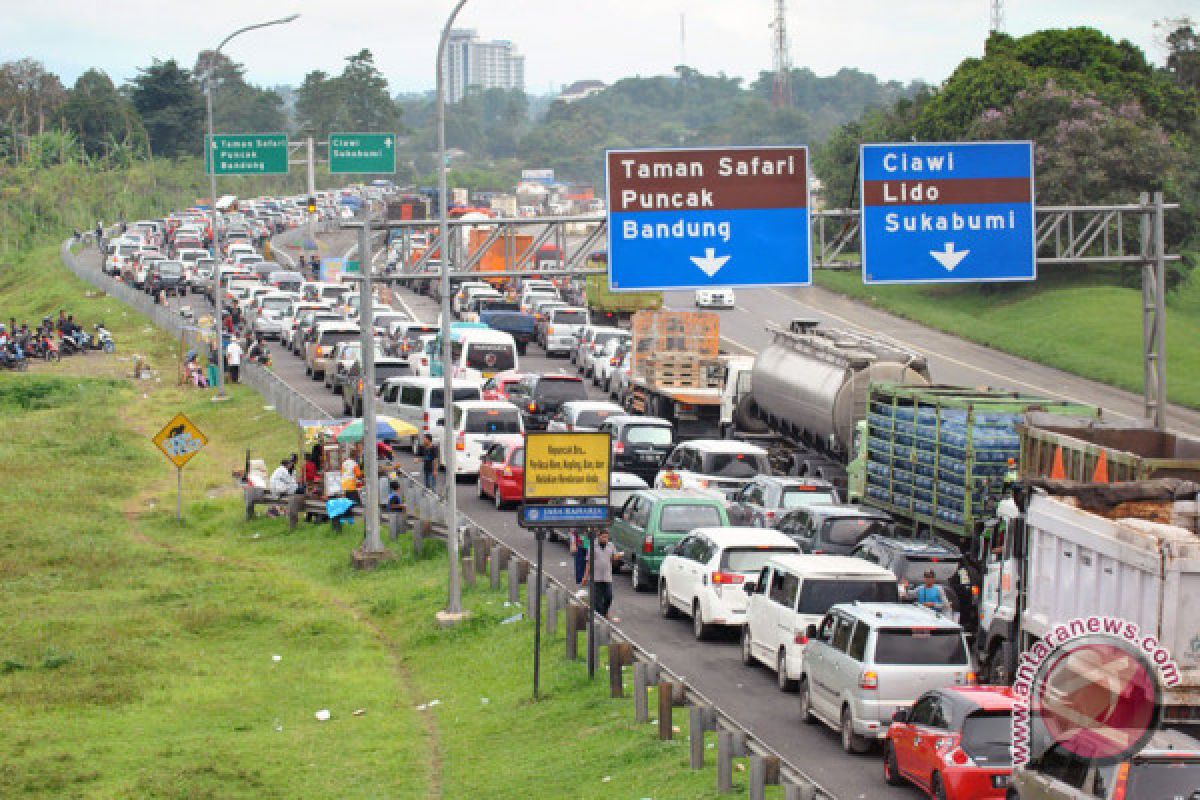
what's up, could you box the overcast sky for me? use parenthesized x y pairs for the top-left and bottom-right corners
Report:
(6, 1), (1186, 95)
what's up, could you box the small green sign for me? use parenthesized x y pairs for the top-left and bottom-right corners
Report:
(207, 133), (289, 175)
(344, 260), (361, 274)
(329, 133), (396, 174)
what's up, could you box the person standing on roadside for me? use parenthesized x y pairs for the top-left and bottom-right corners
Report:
(582, 529), (622, 622)
(570, 528), (589, 586)
(419, 433), (439, 492)
(225, 337), (243, 383)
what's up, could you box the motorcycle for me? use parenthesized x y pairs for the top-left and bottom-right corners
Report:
(58, 332), (83, 356)
(88, 325), (115, 354)
(0, 344), (27, 371)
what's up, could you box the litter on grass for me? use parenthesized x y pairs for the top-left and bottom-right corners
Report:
(352, 709), (366, 716)
(314, 709), (331, 721)
(500, 613), (524, 625)
(272, 654), (282, 662)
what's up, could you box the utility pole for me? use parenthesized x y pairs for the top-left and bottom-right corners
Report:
(989, 0), (1005, 34)
(306, 136), (317, 269)
(355, 218), (388, 561)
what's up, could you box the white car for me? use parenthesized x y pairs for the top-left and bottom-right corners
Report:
(445, 400), (524, 476)
(593, 336), (626, 388)
(655, 439), (771, 498)
(545, 400), (626, 433)
(695, 288), (736, 308)
(658, 527), (799, 640)
(577, 327), (629, 378)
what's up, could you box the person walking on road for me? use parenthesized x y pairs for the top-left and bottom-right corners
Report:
(419, 433), (439, 492)
(225, 338), (243, 383)
(911, 570), (949, 614)
(582, 529), (622, 622)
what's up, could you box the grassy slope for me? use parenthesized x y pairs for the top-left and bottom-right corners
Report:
(814, 268), (1200, 409)
(0, 244), (750, 798)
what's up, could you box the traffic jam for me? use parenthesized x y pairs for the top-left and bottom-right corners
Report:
(98, 184), (1200, 800)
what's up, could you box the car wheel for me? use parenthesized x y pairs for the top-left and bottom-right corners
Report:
(741, 627), (757, 667)
(692, 601), (712, 641)
(659, 582), (678, 618)
(932, 772), (948, 800)
(777, 650), (797, 692)
(797, 678), (815, 724)
(841, 706), (869, 754)
(883, 741), (904, 786)
(630, 559), (650, 592)
(477, 478), (485, 499)
(494, 486), (506, 511)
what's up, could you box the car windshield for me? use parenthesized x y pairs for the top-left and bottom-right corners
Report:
(554, 310), (587, 325)
(659, 504), (723, 533)
(625, 425), (673, 446)
(463, 409), (522, 434)
(873, 628), (967, 665)
(320, 331), (359, 347)
(537, 379), (586, 403)
(720, 547), (798, 574)
(404, 327), (439, 342)
(593, 331), (627, 347)
(703, 452), (768, 478)
(262, 297), (291, 311)
(894, 556), (960, 584)
(960, 711), (1013, 765)
(466, 342), (515, 371)
(575, 409), (618, 429)
(374, 364), (407, 382)
(158, 263), (182, 275)
(796, 579), (899, 614)
(823, 517), (893, 546)
(429, 387), (481, 408)
(781, 488), (838, 508)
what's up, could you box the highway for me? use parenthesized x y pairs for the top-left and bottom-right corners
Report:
(93, 223), (1195, 799)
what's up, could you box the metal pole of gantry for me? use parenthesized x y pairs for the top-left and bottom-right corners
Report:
(359, 219), (384, 553)
(306, 136), (317, 271)
(436, 0), (469, 622)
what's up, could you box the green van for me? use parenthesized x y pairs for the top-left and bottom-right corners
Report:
(610, 489), (730, 592)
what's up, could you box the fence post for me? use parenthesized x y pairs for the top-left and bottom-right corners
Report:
(749, 755), (781, 800)
(634, 662), (650, 723)
(717, 729), (746, 794)
(489, 544), (503, 589)
(473, 536), (488, 575)
(783, 780), (816, 800)
(608, 641), (632, 698)
(545, 585), (559, 636)
(462, 555), (475, 587)
(565, 603), (586, 661)
(657, 681), (675, 740)
(507, 558), (522, 604)
(690, 705), (707, 769)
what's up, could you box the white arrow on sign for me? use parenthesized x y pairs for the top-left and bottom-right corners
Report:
(690, 248), (731, 278)
(384, 137), (393, 147)
(930, 242), (970, 272)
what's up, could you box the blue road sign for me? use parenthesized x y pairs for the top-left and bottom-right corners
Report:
(860, 141), (1036, 285)
(519, 504), (610, 528)
(606, 146), (811, 291)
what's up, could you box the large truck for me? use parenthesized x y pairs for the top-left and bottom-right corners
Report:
(977, 479), (1200, 723)
(626, 310), (723, 439)
(583, 252), (662, 327)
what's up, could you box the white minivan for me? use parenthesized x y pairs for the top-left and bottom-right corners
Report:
(741, 554), (899, 692)
(445, 400), (524, 476)
(386, 376), (483, 452)
(451, 328), (519, 383)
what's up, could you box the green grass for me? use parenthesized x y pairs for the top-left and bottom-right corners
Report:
(0, 243), (763, 797)
(815, 267), (1200, 409)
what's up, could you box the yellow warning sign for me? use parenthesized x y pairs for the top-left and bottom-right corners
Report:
(523, 432), (611, 500)
(152, 412), (209, 469)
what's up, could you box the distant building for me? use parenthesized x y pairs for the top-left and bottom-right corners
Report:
(444, 29), (525, 103)
(559, 80), (606, 103)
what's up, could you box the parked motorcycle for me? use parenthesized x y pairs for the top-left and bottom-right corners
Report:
(88, 324), (115, 354)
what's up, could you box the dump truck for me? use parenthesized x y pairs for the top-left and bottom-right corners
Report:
(626, 310), (723, 439)
(1019, 412), (1200, 483)
(584, 252), (661, 327)
(977, 479), (1200, 723)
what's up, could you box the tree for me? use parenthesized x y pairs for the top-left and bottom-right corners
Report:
(295, 70), (345, 139)
(338, 49), (400, 132)
(128, 59), (204, 157)
(0, 59), (68, 161)
(61, 69), (147, 158)
(193, 51), (285, 134)
(1158, 17), (1199, 90)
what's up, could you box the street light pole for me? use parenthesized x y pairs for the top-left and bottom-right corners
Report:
(203, 13), (300, 399)
(438, 0), (469, 621)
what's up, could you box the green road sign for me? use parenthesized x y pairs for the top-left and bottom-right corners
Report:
(207, 133), (289, 175)
(329, 133), (396, 174)
(345, 260), (361, 273)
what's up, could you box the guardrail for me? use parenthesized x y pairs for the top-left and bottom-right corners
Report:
(62, 236), (834, 799)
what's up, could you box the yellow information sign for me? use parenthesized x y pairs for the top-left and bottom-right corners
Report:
(152, 412), (209, 469)
(523, 432), (612, 500)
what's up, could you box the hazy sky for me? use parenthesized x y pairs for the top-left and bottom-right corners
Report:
(5, 1), (1186, 94)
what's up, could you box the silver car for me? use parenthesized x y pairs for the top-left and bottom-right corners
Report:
(797, 602), (975, 754)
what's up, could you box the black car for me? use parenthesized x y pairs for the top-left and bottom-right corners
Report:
(725, 475), (840, 528)
(507, 373), (587, 431)
(149, 260), (185, 296)
(597, 414), (674, 482)
(775, 504), (895, 555)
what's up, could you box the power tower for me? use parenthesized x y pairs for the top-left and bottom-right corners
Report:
(770, 0), (792, 108)
(989, 0), (1005, 33)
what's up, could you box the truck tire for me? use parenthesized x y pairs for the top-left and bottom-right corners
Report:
(734, 395), (769, 434)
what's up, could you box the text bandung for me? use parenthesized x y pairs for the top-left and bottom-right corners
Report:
(623, 218), (732, 243)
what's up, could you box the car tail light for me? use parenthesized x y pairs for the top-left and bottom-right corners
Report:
(613, 442), (625, 454)
(456, 433), (465, 451)
(859, 671), (878, 690)
(528, 402), (537, 413)
(812, 550), (825, 555)
(660, 471), (681, 489)
(1110, 762), (1131, 800)
(502, 467), (513, 477)
(764, 510), (777, 522)
(642, 534), (654, 554)
(794, 632), (808, 645)
(711, 572), (744, 585)
(965, 671), (977, 685)
(610, 356), (619, 365)
(696, 478), (709, 488)
(566, 424), (574, 432)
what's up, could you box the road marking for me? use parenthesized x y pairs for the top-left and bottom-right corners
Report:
(755, 287), (1140, 422)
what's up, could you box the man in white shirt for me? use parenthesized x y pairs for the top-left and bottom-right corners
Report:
(226, 338), (243, 383)
(269, 456), (299, 495)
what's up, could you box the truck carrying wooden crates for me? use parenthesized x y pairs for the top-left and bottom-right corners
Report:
(626, 310), (723, 439)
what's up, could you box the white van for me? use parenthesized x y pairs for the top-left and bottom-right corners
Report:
(451, 328), (519, 383)
(741, 554), (899, 692)
(446, 400), (524, 476)
(386, 376), (483, 452)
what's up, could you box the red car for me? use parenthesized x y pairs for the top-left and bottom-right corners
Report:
(477, 442), (524, 509)
(481, 370), (527, 402)
(884, 686), (1016, 799)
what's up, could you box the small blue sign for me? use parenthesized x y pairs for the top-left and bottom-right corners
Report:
(606, 146), (812, 291)
(520, 504), (610, 527)
(860, 141), (1036, 285)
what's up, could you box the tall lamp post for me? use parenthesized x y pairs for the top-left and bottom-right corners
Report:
(437, 0), (469, 622)
(204, 13), (299, 398)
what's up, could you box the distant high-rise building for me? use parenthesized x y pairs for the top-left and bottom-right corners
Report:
(443, 29), (525, 103)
